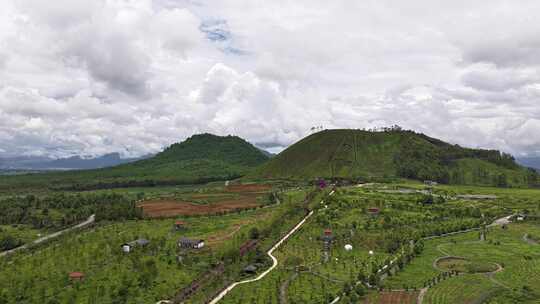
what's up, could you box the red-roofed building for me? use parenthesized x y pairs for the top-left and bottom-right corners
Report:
(69, 272), (84, 281)
(367, 207), (380, 216)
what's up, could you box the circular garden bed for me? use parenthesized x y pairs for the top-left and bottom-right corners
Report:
(435, 257), (499, 273)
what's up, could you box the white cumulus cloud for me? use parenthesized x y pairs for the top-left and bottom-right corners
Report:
(0, 0), (539, 158)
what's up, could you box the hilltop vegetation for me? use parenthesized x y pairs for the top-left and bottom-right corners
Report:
(256, 128), (539, 188)
(0, 134), (269, 193)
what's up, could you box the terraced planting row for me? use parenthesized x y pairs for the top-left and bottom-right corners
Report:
(386, 222), (540, 303)
(423, 274), (497, 304)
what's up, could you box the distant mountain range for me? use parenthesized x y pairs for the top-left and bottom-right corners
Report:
(0, 153), (151, 171)
(516, 157), (540, 172)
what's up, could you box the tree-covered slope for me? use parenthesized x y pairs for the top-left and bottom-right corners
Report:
(255, 129), (539, 187)
(0, 134), (269, 192)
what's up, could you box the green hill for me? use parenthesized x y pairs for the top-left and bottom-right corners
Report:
(0, 134), (269, 192)
(254, 129), (539, 187)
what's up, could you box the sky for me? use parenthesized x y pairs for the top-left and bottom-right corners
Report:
(1, 0), (540, 158)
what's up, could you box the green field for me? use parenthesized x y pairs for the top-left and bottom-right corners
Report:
(215, 183), (540, 303)
(1, 176), (540, 303)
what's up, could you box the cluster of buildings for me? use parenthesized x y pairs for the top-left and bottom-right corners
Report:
(120, 221), (205, 255)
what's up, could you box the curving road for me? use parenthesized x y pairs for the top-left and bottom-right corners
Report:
(0, 214), (95, 258)
(208, 191), (334, 304)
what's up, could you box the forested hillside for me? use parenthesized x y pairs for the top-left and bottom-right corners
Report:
(0, 134), (269, 192)
(255, 128), (539, 187)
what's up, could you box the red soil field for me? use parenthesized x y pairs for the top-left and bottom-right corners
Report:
(365, 291), (419, 304)
(139, 184), (271, 217)
(139, 198), (259, 217)
(139, 197), (260, 217)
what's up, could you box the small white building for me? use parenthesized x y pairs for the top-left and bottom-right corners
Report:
(424, 180), (438, 186)
(122, 239), (150, 253)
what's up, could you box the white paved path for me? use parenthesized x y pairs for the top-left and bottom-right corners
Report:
(208, 191), (334, 304)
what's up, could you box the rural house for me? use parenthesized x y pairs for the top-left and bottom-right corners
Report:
(121, 239), (150, 253)
(178, 238), (205, 249)
(69, 272), (85, 281)
(243, 264), (258, 274)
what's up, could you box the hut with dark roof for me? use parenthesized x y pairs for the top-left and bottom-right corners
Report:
(178, 238), (205, 249)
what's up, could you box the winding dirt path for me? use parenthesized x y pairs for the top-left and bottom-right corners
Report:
(279, 272), (298, 304)
(0, 214), (95, 258)
(523, 234), (539, 245)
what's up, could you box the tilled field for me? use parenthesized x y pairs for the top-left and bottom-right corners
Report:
(139, 197), (260, 217)
(366, 291), (419, 304)
(139, 184), (271, 217)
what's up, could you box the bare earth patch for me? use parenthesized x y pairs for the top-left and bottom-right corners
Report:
(139, 184), (271, 217)
(139, 198), (260, 217)
(366, 291), (419, 304)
